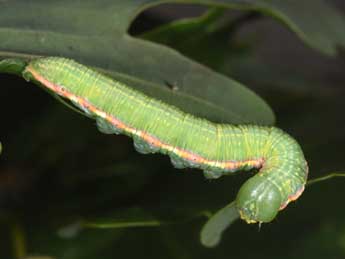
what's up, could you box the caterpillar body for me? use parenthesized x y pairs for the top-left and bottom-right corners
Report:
(22, 57), (308, 224)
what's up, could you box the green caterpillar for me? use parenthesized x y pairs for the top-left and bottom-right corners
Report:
(22, 57), (308, 224)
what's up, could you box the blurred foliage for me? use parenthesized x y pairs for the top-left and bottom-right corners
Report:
(0, 0), (345, 259)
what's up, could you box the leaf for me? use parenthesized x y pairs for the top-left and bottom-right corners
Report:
(0, 0), (275, 125)
(253, 0), (345, 56)
(200, 201), (239, 248)
(142, 0), (345, 57)
(141, 7), (234, 71)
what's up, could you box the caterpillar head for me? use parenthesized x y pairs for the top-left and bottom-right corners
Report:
(236, 175), (282, 224)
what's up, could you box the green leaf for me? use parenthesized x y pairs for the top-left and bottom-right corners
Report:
(252, 0), (345, 56)
(200, 201), (239, 248)
(142, 0), (345, 57)
(141, 7), (242, 71)
(0, 0), (275, 125)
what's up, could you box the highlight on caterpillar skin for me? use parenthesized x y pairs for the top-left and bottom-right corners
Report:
(22, 57), (308, 224)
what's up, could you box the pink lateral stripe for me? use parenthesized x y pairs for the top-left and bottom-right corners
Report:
(279, 162), (308, 209)
(279, 185), (305, 210)
(26, 66), (264, 171)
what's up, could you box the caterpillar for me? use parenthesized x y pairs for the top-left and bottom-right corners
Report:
(22, 57), (308, 224)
